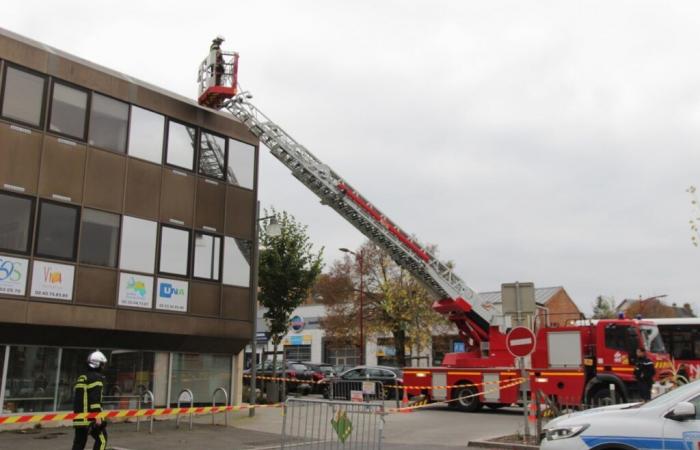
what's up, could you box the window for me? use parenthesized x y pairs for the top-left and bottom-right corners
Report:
(4, 346), (59, 413)
(284, 345), (311, 362)
(222, 237), (250, 287)
(78, 209), (120, 267)
(227, 139), (255, 189)
(169, 353), (231, 405)
(604, 325), (639, 354)
(35, 201), (80, 261)
(166, 121), (196, 170)
(193, 232), (221, 280)
(158, 226), (190, 276)
(0, 192), (34, 254)
(128, 106), (164, 164)
(88, 93), (129, 153)
(49, 82), (88, 139)
(1, 65), (46, 127)
(199, 131), (226, 179)
(119, 216), (158, 273)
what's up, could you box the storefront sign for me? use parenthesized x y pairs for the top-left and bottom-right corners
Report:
(118, 273), (153, 309)
(156, 278), (188, 312)
(290, 315), (305, 332)
(30, 261), (74, 301)
(0, 255), (28, 296)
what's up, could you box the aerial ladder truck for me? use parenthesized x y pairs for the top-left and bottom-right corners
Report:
(196, 39), (672, 411)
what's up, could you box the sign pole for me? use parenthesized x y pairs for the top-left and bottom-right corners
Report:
(505, 326), (536, 441)
(520, 356), (528, 438)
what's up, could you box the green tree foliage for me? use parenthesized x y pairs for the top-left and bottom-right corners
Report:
(592, 295), (617, 319)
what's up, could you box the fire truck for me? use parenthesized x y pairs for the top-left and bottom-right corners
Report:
(195, 39), (672, 411)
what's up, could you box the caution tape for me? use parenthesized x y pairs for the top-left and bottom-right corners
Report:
(0, 403), (282, 426)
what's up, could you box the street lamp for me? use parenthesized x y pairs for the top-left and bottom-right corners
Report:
(340, 247), (365, 366)
(249, 206), (281, 417)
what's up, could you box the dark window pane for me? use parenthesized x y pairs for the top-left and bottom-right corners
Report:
(0, 193), (33, 253)
(159, 226), (189, 276)
(227, 139), (255, 189)
(128, 106), (164, 164)
(4, 346), (59, 413)
(1, 66), (46, 126)
(79, 209), (120, 267)
(88, 93), (129, 153)
(35, 201), (79, 260)
(166, 121), (195, 170)
(49, 83), (88, 139)
(193, 232), (221, 280)
(199, 131), (226, 179)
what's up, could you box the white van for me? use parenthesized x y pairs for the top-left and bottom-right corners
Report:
(541, 380), (700, 450)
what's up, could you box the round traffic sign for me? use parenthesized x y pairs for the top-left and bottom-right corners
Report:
(506, 326), (536, 357)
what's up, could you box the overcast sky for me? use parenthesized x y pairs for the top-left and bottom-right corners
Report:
(6, 1), (700, 314)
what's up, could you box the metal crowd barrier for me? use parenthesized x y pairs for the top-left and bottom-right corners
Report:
(281, 397), (386, 449)
(328, 380), (386, 402)
(212, 387), (229, 426)
(175, 388), (194, 430)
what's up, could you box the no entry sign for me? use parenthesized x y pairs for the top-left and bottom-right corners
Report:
(506, 326), (536, 357)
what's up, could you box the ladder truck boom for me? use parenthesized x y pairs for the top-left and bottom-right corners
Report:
(197, 40), (494, 343)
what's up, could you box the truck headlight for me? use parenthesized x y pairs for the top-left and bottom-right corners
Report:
(545, 424), (589, 441)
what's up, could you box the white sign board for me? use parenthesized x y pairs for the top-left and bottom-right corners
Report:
(362, 381), (376, 395)
(156, 278), (188, 312)
(118, 273), (153, 309)
(0, 255), (29, 296)
(350, 390), (364, 403)
(31, 261), (74, 301)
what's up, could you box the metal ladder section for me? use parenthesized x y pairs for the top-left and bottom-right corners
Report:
(222, 93), (495, 329)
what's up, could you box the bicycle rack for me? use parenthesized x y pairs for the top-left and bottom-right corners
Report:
(175, 388), (194, 430)
(136, 389), (155, 433)
(211, 387), (229, 426)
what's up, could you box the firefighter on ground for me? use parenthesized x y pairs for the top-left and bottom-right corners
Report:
(210, 35), (225, 86)
(633, 347), (655, 402)
(72, 350), (108, 450)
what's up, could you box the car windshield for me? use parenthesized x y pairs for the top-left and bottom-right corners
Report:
(641, 325), (667, 354)
(639, 379), (700, 410)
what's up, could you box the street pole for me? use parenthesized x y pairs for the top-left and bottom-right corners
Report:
(249, 202), (261, 417)
(359, 251), (364, 366)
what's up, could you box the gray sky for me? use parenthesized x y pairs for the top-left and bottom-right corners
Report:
(6, 0), (700, 314)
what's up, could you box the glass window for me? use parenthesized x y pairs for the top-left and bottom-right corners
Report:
(0, 192), (34, 254)
(1, 65), (46, 127)
(199, 131), (226, 179)
(128, 106), (164, 164)
(222, 237), (250, 287)
(78, 209), (120, 267)
(159, 226), (190, 276)
(49, 82), (88, 139)
(169, 353), (231, 405)
(35, 201), (79, 261)
(227, 139), (255, 189)
(193, 232), (221, 280)
(4, 346), (59, 413)
(166, 121), (196, 170)
(119, 216), (158, 274)
(88, 93), (129, 153)
(284, 345), (311, 362)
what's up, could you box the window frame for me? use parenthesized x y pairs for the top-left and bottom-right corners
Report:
(164, 118), (198, 172)
(0, 190), (36, 255)
(77, 207), (122, 268)
(198, 129), (228, 181)
(192, 231), (223, 282)
(34, 199), (81, 262)
(87, 91), (131, 154)
(47, 78), (91, 142)
(0, 62), (49, 130)
(157, 224), (191, 278)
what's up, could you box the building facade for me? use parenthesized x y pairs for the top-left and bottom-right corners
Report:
(0, 29), (258, 413)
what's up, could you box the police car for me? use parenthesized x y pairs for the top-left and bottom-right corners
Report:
(541, 379), (700, 450)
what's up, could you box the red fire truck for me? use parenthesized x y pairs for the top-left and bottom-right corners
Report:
(195, 39), (672, 411)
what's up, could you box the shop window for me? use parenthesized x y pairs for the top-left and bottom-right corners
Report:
(0, 65), (46, 127)
(199, 131), (226, 179)
(166, 121), (196, 170)
(119, 215), (157, 274)
(4, 346), (59, 413)
(158, 225), (190, 276)
(0, 192), (34, 254)
(222, 237), (250, 287)
(35, 200), (80, 261)
(88, 93), (129, 153)
(169, 353), (231, 405)
(79, 209), (120, 267)
(284, 345), (311, 362)
(227, 138), (255, 189)
(193, 232), (221, 280)
(128, 106), (164, 164)
(49, 82), (88, 140)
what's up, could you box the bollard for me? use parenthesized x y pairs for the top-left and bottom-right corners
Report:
(212, 387), (229, 427)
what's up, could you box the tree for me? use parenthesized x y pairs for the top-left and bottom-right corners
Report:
(258, 209), (323, 391)
(592, 296), (617, 319)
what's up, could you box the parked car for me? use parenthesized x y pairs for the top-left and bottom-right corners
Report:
(322, 365), (403, 400)
(243, 361), (315, 395)
(541, 379), (700, 450)
(291, 362), (337, 393)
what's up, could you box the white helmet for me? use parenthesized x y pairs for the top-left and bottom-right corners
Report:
(87, 350), (107, 369)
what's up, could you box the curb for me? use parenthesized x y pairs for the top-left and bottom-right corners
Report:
(468, 439), (539, 450)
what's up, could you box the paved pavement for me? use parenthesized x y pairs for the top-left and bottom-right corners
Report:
(0, 403), (527, 450)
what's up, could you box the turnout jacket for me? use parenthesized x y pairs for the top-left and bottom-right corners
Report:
(73, 370), (104, 426)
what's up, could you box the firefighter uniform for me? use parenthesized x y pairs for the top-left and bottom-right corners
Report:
(72, 370), (107, 450)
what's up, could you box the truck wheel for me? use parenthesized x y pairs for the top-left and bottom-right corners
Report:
(453, 385), (482, 412)
(589, 388), (615, 407)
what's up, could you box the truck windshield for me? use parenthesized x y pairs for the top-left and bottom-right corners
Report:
(641, 325), (667, 354)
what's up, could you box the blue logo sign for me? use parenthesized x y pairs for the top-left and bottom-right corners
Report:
(290, 315), (305, 332)
(160, 283), (173, 298)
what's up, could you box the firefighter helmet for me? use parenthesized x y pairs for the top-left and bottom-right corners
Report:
(87, 350), (107, 369)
